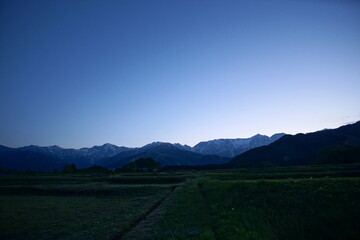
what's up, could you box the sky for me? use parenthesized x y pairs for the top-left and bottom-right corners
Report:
(0, 0), (360, 148)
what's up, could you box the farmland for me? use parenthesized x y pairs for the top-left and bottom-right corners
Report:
(0, 174), (185, 239)
(1, 164), (360, 239)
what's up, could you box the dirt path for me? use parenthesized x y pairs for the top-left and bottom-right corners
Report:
(110, 186), (177, 240)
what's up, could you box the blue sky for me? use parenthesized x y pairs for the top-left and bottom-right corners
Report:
(1, 0), (360, 148)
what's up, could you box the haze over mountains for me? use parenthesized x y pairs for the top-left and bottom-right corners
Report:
(0, 133), (283, 171)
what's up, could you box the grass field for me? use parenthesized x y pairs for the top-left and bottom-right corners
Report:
(0, 174), (181, 240)
(123, 164), (360, 240)
(1, 165), (360, 239)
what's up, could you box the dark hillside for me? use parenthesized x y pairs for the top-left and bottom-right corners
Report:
(229, 121), (360, 167)
(0, 150), (62, 172)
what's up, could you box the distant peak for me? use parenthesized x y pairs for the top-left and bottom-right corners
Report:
(243, 133), (271, 139)
(28, 144), (39, 147)
(143, 141), (167, 147)
(142, 142), (177, 150)
(271, 133), (285, 136)
(48, 145), (61, 149)
(102, 143), (117, 147)
(253, 134), (266, 137)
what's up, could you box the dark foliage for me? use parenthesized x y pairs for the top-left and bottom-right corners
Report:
(162, 163), (231, 171)
(73, 165), (111, 174)
(117, 158), (160, 172)
(317, 145), (360, 164)
(62, 163), (77, 173)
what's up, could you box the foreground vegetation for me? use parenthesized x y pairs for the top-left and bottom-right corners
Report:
(0, 173), (184, 239)
(124, 179), (360, 240)
(1, 164), (360, 239)
(123, 164), (360, 240)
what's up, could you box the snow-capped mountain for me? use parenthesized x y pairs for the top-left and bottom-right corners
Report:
(191, 133), (285, 158)
(0, 133), (286, 171)
(98, 142), (229, 168)
(77, 143), (129, 164)
(142, 142), (192, 151)
(18, 143), (130, 167)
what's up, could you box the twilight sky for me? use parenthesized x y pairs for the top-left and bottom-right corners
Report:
(1, 0), (360, 148)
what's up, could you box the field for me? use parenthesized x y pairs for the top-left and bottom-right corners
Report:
(1, 164), (360, 239)
(0, 174), (185, 239)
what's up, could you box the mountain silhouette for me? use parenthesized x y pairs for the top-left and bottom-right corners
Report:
(229, 121), (360, 167)
(98, 142), (229, 168)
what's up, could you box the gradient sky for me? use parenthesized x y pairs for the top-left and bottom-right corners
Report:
(1, 0), (360, 148)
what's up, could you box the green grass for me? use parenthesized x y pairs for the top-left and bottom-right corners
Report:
(0, 173), (189, 185)
(205, 163), (360, 180)
(107, 175), (188, 184)
(132, 181), (215, 240)
(0, 194), (162, 240)
(127, 167), (360, 240)
(200, 178), (360, 240)
(1, 165), (360, 239)
(0, 175), (176, 240)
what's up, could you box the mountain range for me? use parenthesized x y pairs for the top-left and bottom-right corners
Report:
(0, 133), (283, 171)
(229, 121), (360, 167)
(99, 142), (229, 168)
(2, 121), (359, 172)
(192, 133), (285, 157)
(17, 144), (130, 168)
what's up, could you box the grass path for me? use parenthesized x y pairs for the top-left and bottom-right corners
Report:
(113, 186), (177, 240)
(121, 177), (360, 240)
(122, 180), (217, 240)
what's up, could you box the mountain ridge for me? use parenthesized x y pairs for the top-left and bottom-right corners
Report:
(99, 142), (230, 168)
(228, 121), (360, 167)
(192, 133), (285, 157)
(0, 132), (285, 171)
